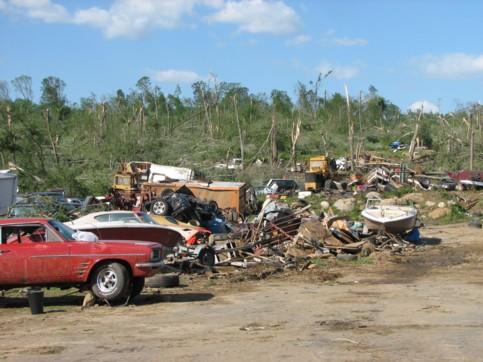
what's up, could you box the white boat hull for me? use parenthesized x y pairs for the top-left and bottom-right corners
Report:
(361, 204), (417, 234)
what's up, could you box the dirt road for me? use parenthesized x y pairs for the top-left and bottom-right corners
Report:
(1, 222), (482, 361)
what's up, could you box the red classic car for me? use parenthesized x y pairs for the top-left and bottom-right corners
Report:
(0, 217), (164, 303)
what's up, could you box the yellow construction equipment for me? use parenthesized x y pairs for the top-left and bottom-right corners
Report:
(304, 155), (332, 191)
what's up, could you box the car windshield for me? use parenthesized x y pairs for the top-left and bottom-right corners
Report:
(95, 213), (141, 223)
(271, 180), (297, 189)
(48, 219), (76, 240)
(9, 204), (42, 217)
(138, 212), (157, 224)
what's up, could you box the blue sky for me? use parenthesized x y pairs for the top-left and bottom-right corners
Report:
(0, 0), (482, 114)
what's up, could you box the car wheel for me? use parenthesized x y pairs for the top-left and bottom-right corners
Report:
(130, 277), (145, 299)
(208, 201), (218, 213)
(91, 262), (131, 302)
(151, 198), (171, 216)
(161, 189), (175, 197)
(145, 273), (180, 288)
(197, 246), (216, 266)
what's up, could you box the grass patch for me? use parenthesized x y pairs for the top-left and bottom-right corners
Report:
(439, 204), (468, 224)
(309, 258), (327, 267)
(384, 185), (414, 198)
(204, 279), (217, 287)
(354, 256), (374, 265)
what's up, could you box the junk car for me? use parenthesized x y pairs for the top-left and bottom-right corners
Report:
(430, 178), (457, 191)
(0, 217), (164, 303)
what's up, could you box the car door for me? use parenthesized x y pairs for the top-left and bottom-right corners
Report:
(23, 224), (73, 284)
(0, 225), (29, 284)
(0, 229), (21, 284)
(0, 223), (73, 285)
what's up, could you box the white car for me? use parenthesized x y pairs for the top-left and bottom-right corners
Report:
(254, 185), (275, 196)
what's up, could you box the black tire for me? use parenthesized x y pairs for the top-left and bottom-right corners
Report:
(130, 277), (145, 299)
(91, 262), (131, 302)
(197, 247), (216, 266)
(145, 273), (180, 288)
(161, 189), (175, 197)
(295, 199), (309, 208)
(151, 198), (171, 216)
(208, 201), (218, 213)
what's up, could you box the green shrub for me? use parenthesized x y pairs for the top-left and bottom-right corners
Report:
(440, 204), (467, 224)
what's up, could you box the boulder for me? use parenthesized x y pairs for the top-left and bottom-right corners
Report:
(365, 191), (381, 199)
(333, 197), (356, 212)
(402, 193), (425, 204)
(381, 197), (402, 205)
(428, 207), (451, 219)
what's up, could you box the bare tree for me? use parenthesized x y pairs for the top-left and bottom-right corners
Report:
(0, 80), (10, 100)
(209, 72), (220, 136)
(12, 75), (33, 101)
(270, 112), (278, 166)
(344, 84), (356, 170)
(43, 108), (60, 166)
(408, 109), (423, 163)
(288, 109), (302, 170)
(232, 94), (244, 166)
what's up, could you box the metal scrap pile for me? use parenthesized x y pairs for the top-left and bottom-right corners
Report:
(173, 198), (420, 274)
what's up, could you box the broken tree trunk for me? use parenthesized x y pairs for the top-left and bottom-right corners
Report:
(408, 109), (422, 163)
(344, 84), (356, 171)
(232, 94), (245, 167)
(288, 110), (302, 171)
(43, 108), (59, 166)
(469, 112), (474, 170)
(270, 112), (278, 166)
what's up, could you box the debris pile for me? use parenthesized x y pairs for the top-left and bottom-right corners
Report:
(168, 197), (425, 276)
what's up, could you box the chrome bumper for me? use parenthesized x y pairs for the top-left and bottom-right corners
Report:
(136, 260), (165, 269)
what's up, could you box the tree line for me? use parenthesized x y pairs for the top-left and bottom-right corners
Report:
(0, 74), (481, 197)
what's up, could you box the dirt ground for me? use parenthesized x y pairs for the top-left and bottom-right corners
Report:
(1, 221), (483, 362)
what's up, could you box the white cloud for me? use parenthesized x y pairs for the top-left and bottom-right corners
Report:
(415, 53), (483, 79)
(5, 0), (69, 22)
(319, 30), (367, 47)
(150, 69), (206, 83)
(331, 37), (367, 47)
(74, 0), (203, 39)
(408, 100), (439, 113)
(207, 0), (303, 35)
(285, 34), (311, 46)
(315, 60), (364, 79)
(1, 0), (302, 39)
